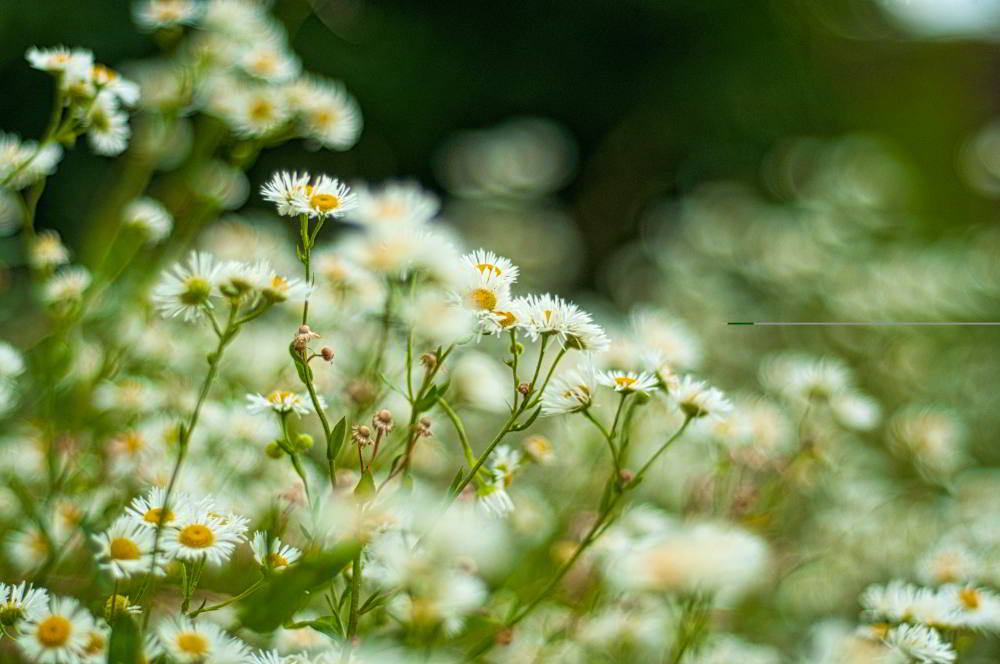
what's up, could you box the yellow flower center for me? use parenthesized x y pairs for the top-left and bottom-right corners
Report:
(84, 631), (105, 655)
(178, 524), (215, 549)
(475, 263), (502, 277)
(470, 287), (497, 311)
(249, 99), (275, 123)
(495, 310), (516, 328)
(267, 552), (289, 568)
(311, 108), (337, 127)
(614, 376), (637, 388)
(176, 632), (209, 656)
(36, 615), (72, 648)
(310, 193), (340, 212)
(960, 587), (981, 610)
(121, 431), (144, 454)
(143, 507), (174, 526)
(110, 537), (141, 561)
(870, 623), (890, 639)
(268, 390), (293, 405)
(180, 276), (212, 305)
(250, 52), (278, 75)
(30, 532), (49, 557)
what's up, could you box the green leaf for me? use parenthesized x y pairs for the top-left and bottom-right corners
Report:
(239, 542), (360, 632)
(414, 385), (440, 412)
(359, 589), (392, 615)
(447, 468), (465, 494)
(106, 613), (141, 664)
(327, 416), (347, 462)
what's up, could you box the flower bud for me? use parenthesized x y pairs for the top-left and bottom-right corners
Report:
(294, 433), (314, 452)
(321, 346), (335, 362)
(265, 441), (285, 459)
(373, 409), (394, 434)
(517, 383), (531, 395)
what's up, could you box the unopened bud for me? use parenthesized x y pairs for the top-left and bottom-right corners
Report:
(320, 346), (335, 362)
(517, 383), (530, 395)
(619, 469), (635, 484)
(495, 628), (514, 646)
(104, 594), (133, 621)
(352, 424), (373, 447)
(292, 324), (320, 353)
(416, 416), (433, 438)
(294, 433), (314, 452)
(347, 380), (376, 408)
(265, 441), (284, 459)
(420, 352), (437, 370)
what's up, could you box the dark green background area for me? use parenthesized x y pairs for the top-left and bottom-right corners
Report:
(1, 0), (997, 285)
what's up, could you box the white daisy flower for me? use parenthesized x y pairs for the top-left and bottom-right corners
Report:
(91, 64), (141, 107)
(882, 624), (955, 664)
(454, 265), (512, 321)
(162, 510), (247, 566)
(348, 180), (440, 228)
(122, 197), (173, 243)
(92, 516), (163, 579)
(463, 249), (519, 285)
(302, 174), (356, 219)
(517, 293), (608, 351)
(0, 581), (49, 625)
(674, 375), (732, 420)
(85, 92), (131, 156)
(133, 0), (204, 30)
(25, 46), (93, 76)
(0, 131), (63, 190)
(246, 390), (317, 417)
(260, 171), (310, 217)
(917, 542), (981, 586)
(287, 77), (362, 150)
(0, 342), (24, 380)
(29, 230), (71, 270)
(937, 585), (1000, 632)
(259, 272), (311, 304)
(861, 580), (958, 627)
(125, 486), (191, 529)
(477, 480), (515, 518)
(157, 616), (250, 663)
(250, 531), (301, 569)
(151, 251), (222, 322)
(78, 622), (110, 663)
(17, 595), (96, 664)
(599, 370), (659, 395)
(229, 86), (291, 138)
(489, 445), (522, 487)
(43, 266), (92, 305)
(541, 363), (598, 415)
(238, 42), (301, 83)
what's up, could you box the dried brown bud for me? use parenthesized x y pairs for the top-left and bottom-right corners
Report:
(420, 352), (437, 370)
(416, 416), (433, 438)
(352, 424), (373, 447)
(373, 409), (394, 433)
(320, 346), (335, 362)
(618, 469), (635, 484)
(346, 380), (376, 407)
(292, 324), (320, 353)
(495, 628), (514, 646)
(517, 383), (531, 395)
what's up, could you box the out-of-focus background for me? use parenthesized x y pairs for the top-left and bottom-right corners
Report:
(2, 0), (999, 289)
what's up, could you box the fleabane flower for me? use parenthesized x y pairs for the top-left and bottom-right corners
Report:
(250, 531), (301, 570)
(26, 45), (93, 77)
(0, 582), (49, 626)
(238, 41), (301, 84)
(260, 171), (309, 217)
(541, 363), (598, 415)
(599, 370), (659, 396)
(133, 0), (204, 30)
(348, 181), (439, 228)
(228, 85), (291, 138)
(93, 516), (162, 579)
(157, 616), (250, 664)
(162, 510), (247, 565)
(29, 230), (71, 270)
(0, 131), (63, 190)
(286, 76), (362, 150)
(517, 293), (609, 351)
(17, 595), (96, 664)
(123, 197), (172, 243)
(463, 249), (519, 286)
(674, 375), (732, 420)
(246, 389), (318, 417)
(152, 251), (222, 322)
(84, 92), (131, 156)
(125, 486), (191, 529)
(43, 266), (92, 305)
(302, 174), (356, 219)
(882, 624), (956, 664)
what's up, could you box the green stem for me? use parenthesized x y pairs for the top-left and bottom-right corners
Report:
(347, 547), (363, 638)
(437, 396), (477, 468)
(189, 577), (265, 617)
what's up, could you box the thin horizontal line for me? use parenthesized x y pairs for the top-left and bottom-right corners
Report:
(728, 322), (1000, 327)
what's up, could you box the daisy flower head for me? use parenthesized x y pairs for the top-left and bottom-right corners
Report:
(26, 45), (93, 76)
(302, 174), (356, 219)
(157, 616), (250, 664)
(287, 76), (362, 150)
(250, 650), (289, 664)
(0, 582), (49, 626)
(17, 595), (95, 664)
(674, 375), (732, 420)
(463, 249), (519, 286)
(246, 389), (318, 417)
(517, 293), (609, 351)
(541, 362), (598, 415)
(489, 445), (522, 487)
(599, 369), (659, 396)
(260, 170), (310, 217)
(238, 40), (301, 84)
(477, 480), (515, 519)
(93, 516), (163, 579)
(84, 92), (131, 156)
(454, 262), (513, 330)
(126, 486), (190, 529)
(937, 584), (1000, 632)
(0, 131), (63, 190)
(122, 197), (173, 243)
(250, 531), (301, 570)
(29, 230), (71, 270)
(163, 510), (246, 565)
(90, 64), (141, 107)
(882, 624), (956, 664)
(229, 85), (291, 138)
(348, 180), (440, 228)
(43, 266), (92, 306)
(133, 0), (204, 31)
(151, 251), (222, 322)
(260, 272), (311, 304)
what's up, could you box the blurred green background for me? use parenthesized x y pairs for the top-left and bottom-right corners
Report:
(1, 0), (998, 286)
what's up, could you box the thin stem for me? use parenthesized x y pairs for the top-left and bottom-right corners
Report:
(189, 577), (265, 617)
(582, 409), (620, 475)
(299, 215), (311, 325)
(437, 396), (477, 468)
(347, 547), (363, 638)
(631, 416), (692, 483)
